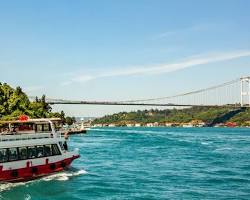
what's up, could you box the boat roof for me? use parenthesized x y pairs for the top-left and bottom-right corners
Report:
(0, 118), (61, 124)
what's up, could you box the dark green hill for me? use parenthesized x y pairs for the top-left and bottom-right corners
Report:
(92, 106), (250, 127)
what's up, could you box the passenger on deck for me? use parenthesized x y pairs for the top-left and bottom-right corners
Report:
(63, 141), (68, 151)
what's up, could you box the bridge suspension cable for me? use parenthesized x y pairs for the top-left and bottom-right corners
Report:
(28, 76), (250, 107)
(119, 78), (241, 103)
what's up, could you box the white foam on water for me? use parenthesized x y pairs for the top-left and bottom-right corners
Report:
(24, 194), (31, 200)
(0, 169), (87, 193)
(42, 169), (87, 182)
(214, 147), (233, 152)
(0, 182), (26, 193)
(201, 142), (213, 145)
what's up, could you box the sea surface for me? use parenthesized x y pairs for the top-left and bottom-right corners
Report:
(1, 127), (250, 200)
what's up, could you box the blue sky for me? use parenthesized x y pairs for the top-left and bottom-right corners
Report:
(0, 0), (250, 117)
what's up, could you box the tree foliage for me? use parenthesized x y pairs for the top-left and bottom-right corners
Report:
(0, 83), (70, 122)
(65, 116), (76, 125)
(92, 106), (250, 126)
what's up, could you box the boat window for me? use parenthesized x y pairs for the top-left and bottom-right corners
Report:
(18, 124), (33, 131)
(27, 146), (37, 159)
(36, 124), (43, 132)
(0, 149), (8, 163)
(0, 144), (64, 163)
(44, 145), (52, 156)
(36, 123), (51, 133)
(19, 147), (28, 160)
(37, 145), (44, 158)
(52, 144), (61, 155)
(43, 124), (51, 132)
(8, 148), (18, 161)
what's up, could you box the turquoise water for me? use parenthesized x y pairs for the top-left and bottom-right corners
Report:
(1, 127), (250, 200)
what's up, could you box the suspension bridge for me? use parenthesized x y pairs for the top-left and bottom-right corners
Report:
(30, 76), (250, 107)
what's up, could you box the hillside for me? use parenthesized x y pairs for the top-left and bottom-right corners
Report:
(92, 106), (250, 127)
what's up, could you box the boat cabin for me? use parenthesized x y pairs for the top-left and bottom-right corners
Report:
(0, 118), (62, 139)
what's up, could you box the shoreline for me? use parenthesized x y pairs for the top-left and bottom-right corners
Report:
(90, 125), (250, 128)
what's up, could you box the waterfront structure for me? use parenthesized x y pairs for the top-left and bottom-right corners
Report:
(165, 123), (173, 127)
(146, 122), (159, 127)
(182, 124), (194, 128)
(108, 124), (116, 127)
(135, 123), (141, 127)
(93, 124), (104, 127)
(126, 124), (134, 127)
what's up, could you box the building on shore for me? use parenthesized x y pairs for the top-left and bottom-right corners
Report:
(182, 124), (194, 128)
(126, 123), (134, 127)
(146, 123), (154, 127)
(146, 122), (159, 127)
(225, 122), (237, 127)
(108, 124), (116, 127)
(93, 124), (104, 127)
(165, 123), (173, 127)
(181, 120), (206, 128)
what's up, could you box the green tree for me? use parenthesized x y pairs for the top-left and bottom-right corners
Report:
(0, 83), (72, 122)
(65, 117), (75, 125)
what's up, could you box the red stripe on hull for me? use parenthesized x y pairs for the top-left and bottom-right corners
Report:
(0, 156), (79, 182)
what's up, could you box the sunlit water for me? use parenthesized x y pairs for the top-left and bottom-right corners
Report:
(1, 127), (250, 200)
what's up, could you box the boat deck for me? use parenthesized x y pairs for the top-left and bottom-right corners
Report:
(0, 132), (61, 142)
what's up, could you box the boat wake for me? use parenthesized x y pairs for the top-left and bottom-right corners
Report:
(42, 169), (87, 181)
(0, 182), (26, 193)
(0, 169), (87, 193)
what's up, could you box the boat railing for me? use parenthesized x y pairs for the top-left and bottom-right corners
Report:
(0, 132), (61, 142)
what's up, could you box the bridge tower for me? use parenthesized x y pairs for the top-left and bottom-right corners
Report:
(240, 76), (250, 107)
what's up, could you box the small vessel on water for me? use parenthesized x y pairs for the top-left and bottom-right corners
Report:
(0, 116), (80, 182)
(62, 120), (89, 136)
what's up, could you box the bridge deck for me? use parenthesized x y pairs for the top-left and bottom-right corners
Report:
(47, 101), (245, 107)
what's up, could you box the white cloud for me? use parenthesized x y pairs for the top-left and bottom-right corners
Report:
(72, 75), (95, 82)
(62, 50), (250, 85)
(153, 23), (221, 40)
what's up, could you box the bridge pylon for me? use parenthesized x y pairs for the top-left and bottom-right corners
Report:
(240, 76), (250, 107)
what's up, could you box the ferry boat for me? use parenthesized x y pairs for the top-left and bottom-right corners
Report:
(0, 116), (80, 182)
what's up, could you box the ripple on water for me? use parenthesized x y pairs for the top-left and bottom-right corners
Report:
(1, 127), (250, 200)
(0, 169), (87, 194)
